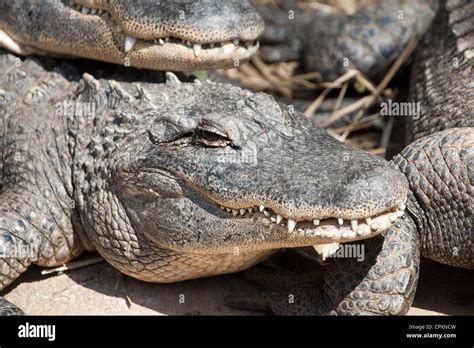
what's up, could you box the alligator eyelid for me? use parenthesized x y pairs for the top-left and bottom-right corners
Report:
(196, 123), (228, 138)
(148, 130), (193, 145)
(191, 120), (234, 148)
(193, 131), (232, 148)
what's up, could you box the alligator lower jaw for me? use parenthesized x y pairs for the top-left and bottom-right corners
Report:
(73, 4), (260, 59)
(216, 203), (407, 242)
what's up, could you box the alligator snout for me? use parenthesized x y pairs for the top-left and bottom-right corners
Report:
(0, 0), (264, 71)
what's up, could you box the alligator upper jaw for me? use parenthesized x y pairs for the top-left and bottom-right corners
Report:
(68, 2), (260, 70)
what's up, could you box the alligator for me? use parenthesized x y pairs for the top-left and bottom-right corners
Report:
(255, 0), (437, 81)
(0, 0), (471, 317)
(0, 48), (410, 314)
(226, 0), (473, 315)
(0, 0), (264, 71)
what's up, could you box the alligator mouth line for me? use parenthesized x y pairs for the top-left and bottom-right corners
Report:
(71, 3), (260, 56)
(215, 203), (406, 241)
(143, 173), (407, 241)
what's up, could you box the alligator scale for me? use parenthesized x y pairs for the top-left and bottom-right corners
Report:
(0, 0), (472, 316)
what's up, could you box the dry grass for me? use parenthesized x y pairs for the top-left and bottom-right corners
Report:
(224, 33), (418, 156)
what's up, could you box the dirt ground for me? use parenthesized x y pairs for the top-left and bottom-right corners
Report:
(3, 253), (473, 315)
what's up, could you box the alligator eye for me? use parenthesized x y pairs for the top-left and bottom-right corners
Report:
(194, 125), (231, 147)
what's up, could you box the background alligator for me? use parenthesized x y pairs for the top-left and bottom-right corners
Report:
(226, 0), (473, 315)
(0, 49), (408, 314)
(0, 0), (264, 71)
(255, 0), (437, 81)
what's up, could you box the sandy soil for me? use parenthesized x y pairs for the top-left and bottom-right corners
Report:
(3, 253), (473, 315)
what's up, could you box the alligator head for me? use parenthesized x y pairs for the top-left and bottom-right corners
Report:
(0, 0), (263, 70)
(73, 73), (408, 281)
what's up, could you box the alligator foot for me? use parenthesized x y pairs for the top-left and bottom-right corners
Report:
(0, 189), (81, 315)
(227, 215), (420, 315)
(320, 215), (420, 315)
(0, 297), (24, 315)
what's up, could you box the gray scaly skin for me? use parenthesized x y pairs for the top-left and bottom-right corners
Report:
(407, 0), (474, 140)
(228, 0), (473, 315)
(0, 0), (263, 71)
(396, 0), (473, 268)
(0, 50), (408, 314)
(256, 0), (437, 81)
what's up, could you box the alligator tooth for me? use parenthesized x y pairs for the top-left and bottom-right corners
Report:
(370, 223), (379, 230)
(396, 210), (404, 217)
(165, 37), (170, 42)
(223, 44), (233, 53)
(287, 219), (296, 233)
(325, 230), (334, 238)
(81, 6), (90, 14)
(232, 209), (239, 216)
(313, 219), (320, 226)
(210, 43), (215, 48)
(97, 9), (103, 15)
(239, 209), (246, 216)
(314, 243), (340, 260)
(124, 36), (137, 53)
(158, 38), (165, 45)
(259, 205), (265, 212)
(263, 211), (271, 218)
(90, 8), (97, 14)
(365, 217), (372, 224)
(342, 231), (349, 238)
(270, 216), (276, 223)
(245, 41), (253, 48)
(399, 203), (406, 210)
(356, 228), (364, 235)
(338, 218), (344, 226)
(351, 219), (358, 232)
(276, 214), (283, 224)
(389, 213), (398, 222)
(186, 41), (192, 47)
(225, 207), (231, 213)
(233, 39), (240, 45)
(220, 205), (225, 210)
(193, 44), (202, 57)
(247, 208), (253, 214)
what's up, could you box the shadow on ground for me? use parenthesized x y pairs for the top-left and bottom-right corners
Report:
(3, 252), (473, 315)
